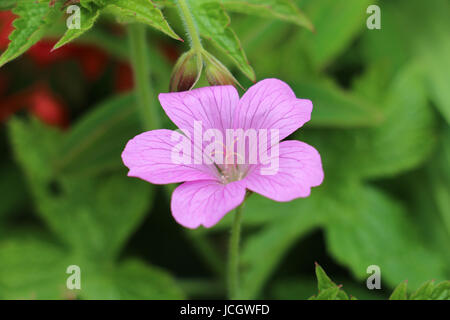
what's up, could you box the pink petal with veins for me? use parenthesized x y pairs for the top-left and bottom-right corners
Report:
(171, 179), (246, 228)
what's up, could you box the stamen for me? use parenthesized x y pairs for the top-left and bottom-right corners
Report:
(205, 134), (248, 184)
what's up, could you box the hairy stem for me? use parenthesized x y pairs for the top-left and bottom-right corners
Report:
(127, 24), (160, 131)
(176, 0), (203, 51)
(228, 202), (245, 299)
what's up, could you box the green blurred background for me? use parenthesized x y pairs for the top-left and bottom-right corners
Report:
(0, 0), (448, 299)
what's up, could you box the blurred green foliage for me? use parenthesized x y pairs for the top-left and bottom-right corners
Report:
(307, 264), (450, 300)
(0, 0), (449, 299)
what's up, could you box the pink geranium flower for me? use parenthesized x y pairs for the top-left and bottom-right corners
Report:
(122, 79), (324, 228)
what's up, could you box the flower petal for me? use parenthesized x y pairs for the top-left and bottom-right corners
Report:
(122, 129), (216, 184)
(235, 78), (312, 140)
(159, 85), (240, 136)
(245, 140), (323, 201)
(171, 180), (246, 228)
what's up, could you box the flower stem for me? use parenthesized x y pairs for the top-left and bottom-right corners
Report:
(127, 24), (160, 131)
(176, 0), (203, 52)
(228, 202), (244, 299)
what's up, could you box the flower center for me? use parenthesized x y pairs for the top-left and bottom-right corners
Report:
(218, 162), (245, 184)
(210, 139), (248, 184)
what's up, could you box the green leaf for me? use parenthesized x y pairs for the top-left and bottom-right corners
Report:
(239, 192), (325, 299)
(361, 0), (450, 123)
(0, 242), (184, 300)
(221, 0), (313, 31)
(55, 93), (141, 177)
(308, 63), (437, 179)
(306, 264), (352, 300)
(0, 162), (27, 221)
(352, 60), (394, 102)
(409, 280), (435, 300)
(429, 128), (450, 235)
(0, 235), (70, 300)
(0, 0), (17, 10)
(9, 117), (63, 184)
(292, 78), (383, 128)
(0, 0), (62, 67)
(354, 63), (436, 178)
(191, 0), (255, 81)
(79, 0), (106, 11)
(389, 281), (408, 300)
(8, 116), (152, 260)
(360, 2), (410, 73)
(431, 281), (450, 300)
(55, 0), (182, 48)
(297, 0), (372, 70)
(271, 277), (383, 300)
(421, 49), (450, 124)
(114, 259), (185, 299)
(324, 181), (447, 290)
(67, 257), (185, 299)
(310, 287), (340, 300)
(314, 264), (349, 300)
(315, 263), (336, 291)
(54, 174), (152, 259)
(415, 18), (450, 124)
(407, 127), (450, 267)
(413, 2), (450, 124)
(53, 7), (101, 50)
(105, 0), (181, 40)
(406, 164), (450, 275)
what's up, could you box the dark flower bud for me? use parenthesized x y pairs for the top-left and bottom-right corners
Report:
(169, 50), (202, 92)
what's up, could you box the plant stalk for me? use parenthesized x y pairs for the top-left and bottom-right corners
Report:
(127, 24), (160, 131)
(176, 0), (203, 51)
(228, 202), (244, 299)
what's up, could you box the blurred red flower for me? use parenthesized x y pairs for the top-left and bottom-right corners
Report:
(0, 84), (69, 129)
(114, 62), (134, 93)
(28, 84), (69, 128)
(0, 11), (14, 49)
